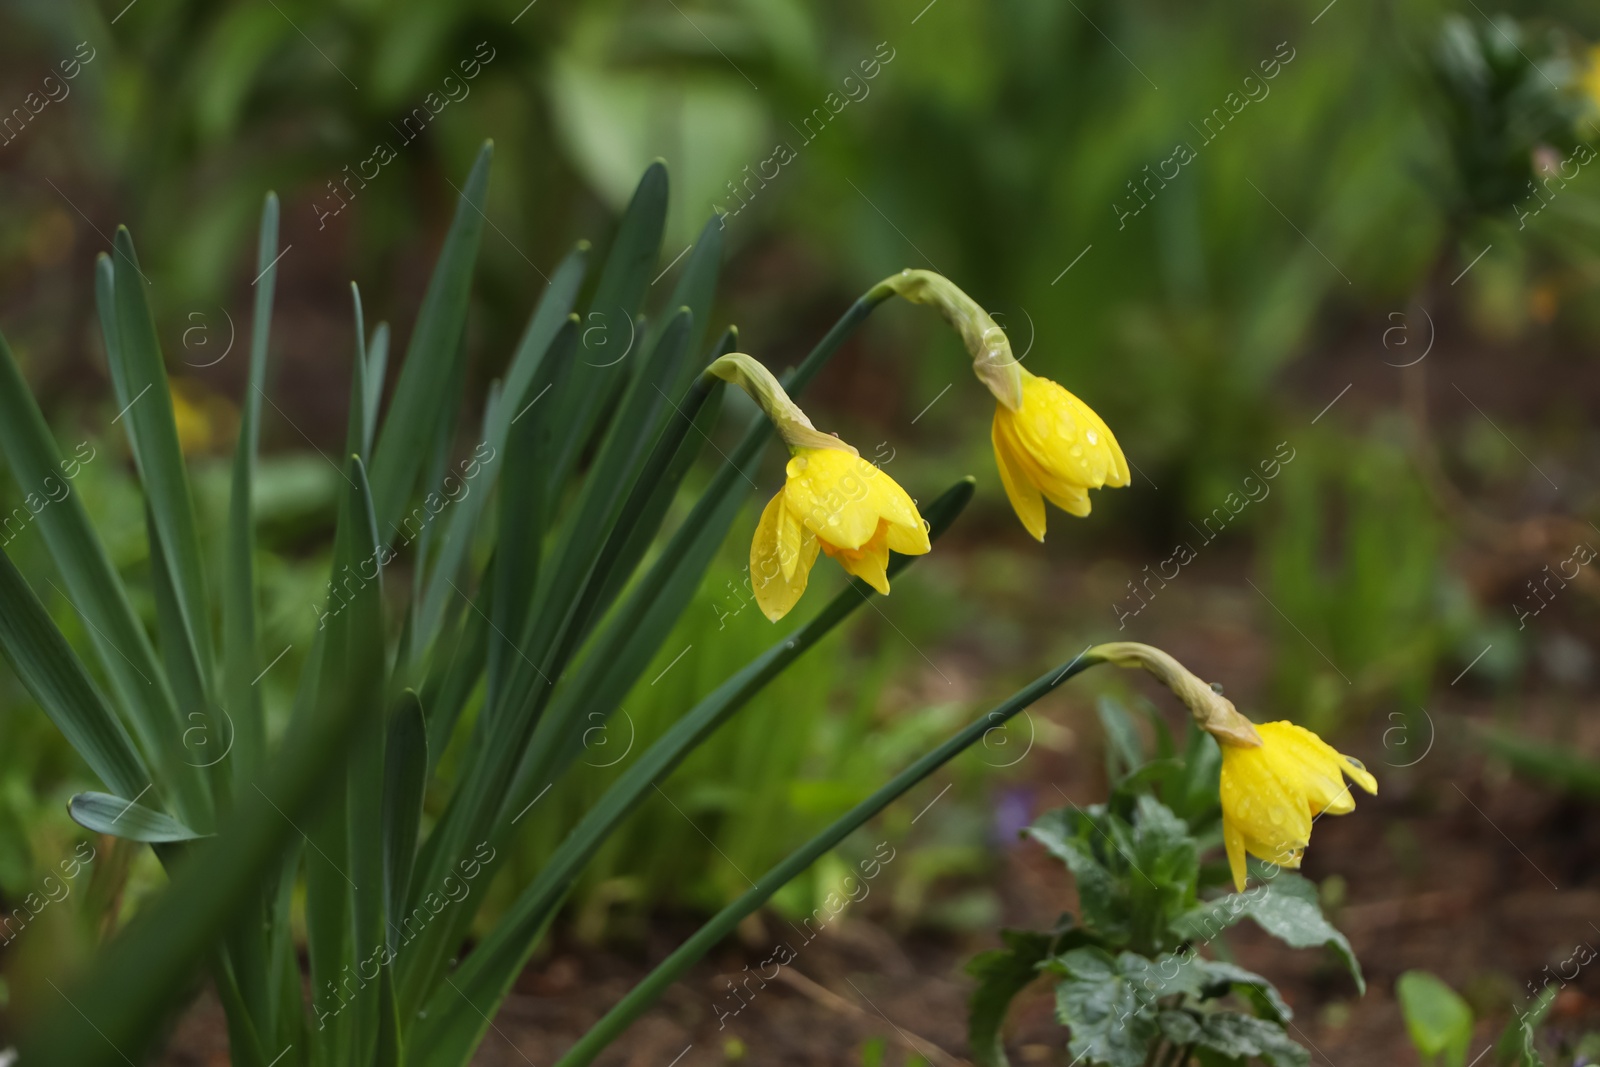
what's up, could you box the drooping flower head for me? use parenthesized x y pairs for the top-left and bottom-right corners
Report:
(1090, 642), (1377, 892)
(1218, 721), (1377, 892)
(707, 353), (930, 622)
(876, 269), (1129, 539)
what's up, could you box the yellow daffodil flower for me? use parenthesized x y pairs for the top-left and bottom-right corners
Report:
(1218, 721), (1377, 892)
(875, 269), (1129, 539)
(991, 369), (1130, 539)
(1090, 642), (1377, 892)
(707, 353), (930, 622)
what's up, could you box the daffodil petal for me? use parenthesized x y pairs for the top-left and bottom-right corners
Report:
(824, 526), (891, 594)
(777, 496), (808, 583)
(1223, 819), (1249, 892)
(784, 450), (883, 550)
(750, 493), (818, 622)
(992, 413), (1047, 541)
(885, 516), (930, 556)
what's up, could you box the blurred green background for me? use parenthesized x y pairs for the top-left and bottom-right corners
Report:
(2, 0), (1600, 1053)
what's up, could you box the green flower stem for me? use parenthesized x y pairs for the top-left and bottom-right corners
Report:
(552, 647), (1110, 1067)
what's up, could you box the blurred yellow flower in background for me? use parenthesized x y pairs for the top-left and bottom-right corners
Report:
(1219, 720), (1378, 892)
(1584, 44), (1600, 111)
(168, 378), (236, 456)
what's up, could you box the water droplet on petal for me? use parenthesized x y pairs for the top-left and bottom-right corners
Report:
(1346, 756), (1366, 771)
(1086, 430), (1099, 445)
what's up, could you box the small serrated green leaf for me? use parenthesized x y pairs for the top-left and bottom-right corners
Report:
(1170, 872), (1364, 993)
(1170, 1011), (1309, 1067)
(966, 930), (1053, 1067)
(1194, 958), (1293, 1022)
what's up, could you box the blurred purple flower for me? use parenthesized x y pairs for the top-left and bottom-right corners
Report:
(991, 787), (1035, 848)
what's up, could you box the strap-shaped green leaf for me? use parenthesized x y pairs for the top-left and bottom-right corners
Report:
(364, 321), (389, 458)
(408, 480), (977, 1064)
(0, 546), (149, 801)
(382, 691), (428, 954)
(110, 227), (216, 705)
(145, 503), (223, 831)
(347, 283), (374, 462)
(223, 191), (279, 795)
(486, 320), (579, 706)
(368, 141), (492, 537)
(68, 791), (207, 843)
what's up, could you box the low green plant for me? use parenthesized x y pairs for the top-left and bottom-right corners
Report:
(965, 696), (1366, 1067)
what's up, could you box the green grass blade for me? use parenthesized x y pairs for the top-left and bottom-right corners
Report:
(18, 459), (388, 1067)
(111, 227), (216, 701)
(68, 792), (207, 842)
(0, 546), (149, 800)
(368, 141), (491, 536)
(553, 646), (1111, 1067)
(410, 480), (976, 1064)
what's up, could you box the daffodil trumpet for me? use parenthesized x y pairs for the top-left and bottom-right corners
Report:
(1091, 641), (1377, 892)
(875, 269), (1130, 539)
(706, 353), (930, 622)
